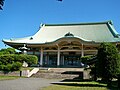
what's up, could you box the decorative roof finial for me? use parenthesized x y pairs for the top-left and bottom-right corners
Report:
(65, 32), (74, 37)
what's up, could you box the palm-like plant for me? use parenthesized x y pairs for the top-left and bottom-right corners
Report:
(0, 0), (4, 10)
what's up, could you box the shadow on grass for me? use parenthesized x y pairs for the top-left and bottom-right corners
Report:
(51, 82), (106, 87)
(52, 71), (119, 89)
(52, 80), (119, 90)
(52, 77), (119, 89)
(52, 76), (106, 87)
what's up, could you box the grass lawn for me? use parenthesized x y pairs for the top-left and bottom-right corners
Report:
(0, 75), (20, 80)
(42, 81), (118, 90)
(42, 85), (107, 90)
(21, 67), (34, 71)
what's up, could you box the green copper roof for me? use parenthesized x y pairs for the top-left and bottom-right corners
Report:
(3, 20), (120, 47)
(45, 20), (112, 26)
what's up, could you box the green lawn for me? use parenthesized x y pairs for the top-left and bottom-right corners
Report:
(42, 81), (118, 90)
(21, 67), (34, 71)
(0, 75), (20, 80)
(42, 85), (107, 90)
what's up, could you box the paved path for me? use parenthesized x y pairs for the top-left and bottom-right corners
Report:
(0, 78), (60, 90)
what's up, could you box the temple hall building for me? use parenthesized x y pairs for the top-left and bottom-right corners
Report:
(2, 21), (120, 67)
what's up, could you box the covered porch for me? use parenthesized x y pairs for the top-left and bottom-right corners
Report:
(27, 38), (98, 67)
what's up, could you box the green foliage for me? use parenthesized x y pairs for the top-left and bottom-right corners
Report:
(23, 54), (38, 66)
(16, 54), (38, 66)
(0, 64), (12, 73)
(0, 64), (5, 70)
(81, 55), (92, 63)
(116, 44), (120, 51)
(11, 62), (22, 71)
(96, 42), (120, 81)
(81, 55), (97, 65)
(0, 54), (38, 66)
(0, 62), (22, 73)
(0, 48), (16, 55)
(4, 64), (12, 72)
(0, 54), (38, 72)
(0, 0), (4, 10)
(0, 54), (14, 65)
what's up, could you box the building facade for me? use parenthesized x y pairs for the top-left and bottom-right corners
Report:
(2, 21), (120, 67)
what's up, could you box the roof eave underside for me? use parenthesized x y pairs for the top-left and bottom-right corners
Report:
(3, 37), (120, 47)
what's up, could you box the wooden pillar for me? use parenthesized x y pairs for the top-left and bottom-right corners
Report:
(40, 47), (43, 66)
(57, 45), (60, 66)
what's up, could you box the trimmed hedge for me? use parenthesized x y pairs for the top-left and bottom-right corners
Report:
(0, 54), (38, 72)
(16, 54), (38, 66)
(81, 55), (93, 64)
(0, 48), (16, 55)
(0, 54), (38, 66)
(81, 55), (97, 65)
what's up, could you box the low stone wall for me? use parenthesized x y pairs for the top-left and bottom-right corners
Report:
(83, 69), (91, 79)
(48, 68), (84, 73)
(0, 68), (91, 80)
(33, 71), (79, 79)
(0, 71), (20, 76)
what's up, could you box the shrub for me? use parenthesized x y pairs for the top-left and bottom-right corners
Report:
(81, 55), (96, 65)
(0, 64), (5, 70)
(0, 54), (38, 72)
(4, 64), (12, 72)
(0, 62), (22, 72)
(81, 55), (92, 63)
(0, 54), (38, 65)
(0, 54), (14, 65)
(24, 55), (38, 66)
(0, 48), (16, 55)
(17, 54), (38, 66)
(11, 62), (22, 71)
(96, 43), (120, 81)
(0, 64), (13, 73)
(0, 54), (38, 66)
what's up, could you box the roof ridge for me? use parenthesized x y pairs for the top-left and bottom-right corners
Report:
(44, 20), (112, 26)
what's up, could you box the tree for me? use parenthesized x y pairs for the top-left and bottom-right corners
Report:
(0, 0), (4, 10)
(0, 54), (38, 73)
(57, 0), (62, 1)
(0, 54), (38, 72)
(0, 48), (16, 55)
(0, 47), (38, 73)
(96, 43), (120, 82)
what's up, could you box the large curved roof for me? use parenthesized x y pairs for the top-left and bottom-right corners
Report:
(3, 20), (120, 47)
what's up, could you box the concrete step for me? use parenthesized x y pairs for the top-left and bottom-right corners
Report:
(48, 68), (84, 73)
(32, 68), (85, 79)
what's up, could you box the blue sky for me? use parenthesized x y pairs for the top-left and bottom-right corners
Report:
(0, 0), (120, 49)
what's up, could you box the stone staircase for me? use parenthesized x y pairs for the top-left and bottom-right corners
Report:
(48, 68), (84, 72)
(22, 68), (39, 77)
(27, 68), (39, 77)
(32, 68), (84, 79)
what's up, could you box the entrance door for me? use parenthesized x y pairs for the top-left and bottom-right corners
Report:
(49, 55), (57, 66)
(64, 55), (80, 66)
